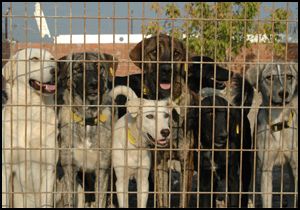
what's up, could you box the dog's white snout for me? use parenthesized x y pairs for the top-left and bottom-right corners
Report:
(160, 129), (170, 138)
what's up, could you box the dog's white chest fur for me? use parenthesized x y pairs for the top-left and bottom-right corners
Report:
(73, 125), (99, 171)
(257, 108), (298, 166)
(113, 130), (151, 168)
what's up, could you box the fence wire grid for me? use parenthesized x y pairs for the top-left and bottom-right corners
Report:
(2, 2), (298, 208)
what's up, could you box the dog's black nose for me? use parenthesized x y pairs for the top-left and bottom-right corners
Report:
(216, 131), (228, 144)
(219, 131), (228, 138)
(160, 129), (170, 138)
(50, 68), (56, 75)
(279, 90), (289, 99)
(160, 64), (172, 72)
(88, 79), (98, 88)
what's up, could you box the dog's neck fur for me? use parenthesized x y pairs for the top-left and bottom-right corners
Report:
(259, 96), (297, 125)
(128, 118), (149, 148)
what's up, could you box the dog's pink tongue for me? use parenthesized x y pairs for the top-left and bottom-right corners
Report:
(157, 139), (167, 145)
(44, 84), (56, 92)
(160, 83), (171, 90)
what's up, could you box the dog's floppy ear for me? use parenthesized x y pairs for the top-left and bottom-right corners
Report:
(245, 64), (265, 90)
(201, 56), (230, 81)
(126, 98), (141, 118)
(216, 65), (231, 81)
(129, 40), (142, 69)
(129, 37), (152, 69)
(57, 55), (71, 89)
(290, 63), (298, 75)
(102, 53), (118, 81)
(169, 100), (180, 116)
(2, 54), (17, 85)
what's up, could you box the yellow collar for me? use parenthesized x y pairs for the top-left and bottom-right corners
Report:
(109, 67), (114, 77)
(127, 129), (137, 145)
(143, 86), (149, 96)
(71, 111), (107, 126)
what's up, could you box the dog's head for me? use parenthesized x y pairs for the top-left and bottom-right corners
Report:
(129, 34), (187, 99)
(200, 96), (229, 148)
(2, 48), (57, 95)
(58, 52), (118, 104)
(246, 62), (298, 105)
(126, 98), (175, 147)
(188, 56), (231, 93)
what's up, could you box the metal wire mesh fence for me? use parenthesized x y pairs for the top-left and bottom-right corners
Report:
(2, 2), (298, 208)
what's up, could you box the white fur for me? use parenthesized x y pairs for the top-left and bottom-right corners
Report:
(111, 92), (172, 208)
(2, 48), (58, 208)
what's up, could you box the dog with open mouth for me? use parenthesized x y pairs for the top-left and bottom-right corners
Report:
(111, 34), (187, 117)
(55, 52), (117, 207)
(246, 62), (298, 207)
(109, 85), (179, 208)
(111, 34), (197, 207)
(2, 48), (58, 208)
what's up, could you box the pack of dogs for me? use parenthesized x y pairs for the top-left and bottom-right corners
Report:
(2, 34), (298, 208)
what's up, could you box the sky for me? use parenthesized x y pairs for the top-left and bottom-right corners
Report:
(2, 2), (298, 43)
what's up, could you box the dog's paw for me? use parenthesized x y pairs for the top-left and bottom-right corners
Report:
(167, 159), (181, 172)
(107, 203), (116, 208)
(247, 199), (254, 208)
(216, 199), (226, 208)
(89, 202), (96, 208)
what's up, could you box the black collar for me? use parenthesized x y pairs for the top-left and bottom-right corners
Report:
(270, 111), (295, 132)
(271, 121), (291, 132)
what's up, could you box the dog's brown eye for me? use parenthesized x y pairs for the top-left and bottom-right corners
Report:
(30, 57), (39, 61)
(164, 113), (169, 118)
(150, 49), (157, 57)
(146, 114), (154, 119)
(266, 75), (272, 80)
(174, 50), (181, 58)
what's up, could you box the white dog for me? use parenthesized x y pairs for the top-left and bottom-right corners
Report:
(246, 62), (298, 207)
(109, 86), (178, 208)
(2, 48), (58, 207)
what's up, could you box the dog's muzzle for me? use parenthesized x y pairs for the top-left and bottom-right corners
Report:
(146, 133), (169, 148)
(159, 64), (172, 90)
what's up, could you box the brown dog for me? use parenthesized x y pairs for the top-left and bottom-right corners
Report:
(112, 34), (194, 207)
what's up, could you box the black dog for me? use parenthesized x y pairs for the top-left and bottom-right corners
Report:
(190, 74), (254, 207)
(188, 56), (231, 93)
